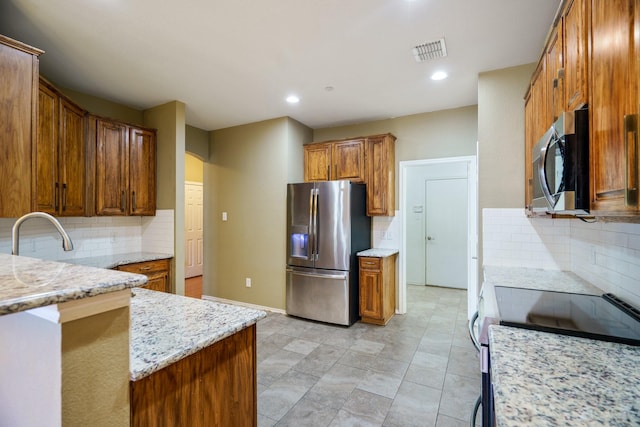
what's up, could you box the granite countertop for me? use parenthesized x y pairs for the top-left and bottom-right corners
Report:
(69, 252), (173, 269)
(483, 265), (602, 295)
(489, 325), (640, 426)
(0, 253), (147, 316)
(129, 288), (267, 381)
(357, 248), (399, 258)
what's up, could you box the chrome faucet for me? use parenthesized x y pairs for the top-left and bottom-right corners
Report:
(12, 212), (74, 256)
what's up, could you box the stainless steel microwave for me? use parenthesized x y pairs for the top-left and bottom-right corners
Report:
(532, 107), (589, 214)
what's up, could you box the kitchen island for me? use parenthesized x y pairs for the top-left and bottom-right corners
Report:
(489, 325), (640, 426)
(0, 253), (266, 427)
(129, 288), (266, 426)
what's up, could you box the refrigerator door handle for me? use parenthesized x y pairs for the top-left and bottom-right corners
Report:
(312, 188), (319, 261)
(308, 188), (315, 261)
(286, 268), (347, 280)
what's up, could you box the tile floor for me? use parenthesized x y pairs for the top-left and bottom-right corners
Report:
(256, 285), (481, 427)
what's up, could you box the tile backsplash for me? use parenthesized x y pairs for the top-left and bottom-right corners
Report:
(483, 208), (640, 308)
(0, 210), (174, 261)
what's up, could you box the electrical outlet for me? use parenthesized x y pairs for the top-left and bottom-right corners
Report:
(245, 277), (251, 287)
(222, 212), (228, 221)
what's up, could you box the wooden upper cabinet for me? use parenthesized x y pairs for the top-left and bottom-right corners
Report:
(332, 139), (366, 183)
(303, 139), (365, 182)
(589, 0), (638, 214)
(95, 118), (129, 215)
(366, 134), (396, 216)
(530, 59), (549, 143)
(129, 127), (156, 216)
(303, 143), (331, 181)
(36, 78), (87, 216)
(0, 35), (43, 217)
(546, 23), (564, 122)
(563, 0), (589, 111)
(94, 117), (156, 216)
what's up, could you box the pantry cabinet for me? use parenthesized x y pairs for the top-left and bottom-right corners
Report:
(117, 258), (171, 293)
(36, 78), (87, 216)
(589, 0), (639, 215)
(0, 35), (43, 218)
(359, 254), (397, 325)
(93, 116), (156, 216)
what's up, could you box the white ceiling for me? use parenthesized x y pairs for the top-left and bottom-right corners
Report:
(0, 0), (560, 131)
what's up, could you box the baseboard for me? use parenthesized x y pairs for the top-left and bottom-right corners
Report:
(201, 295), (286, 315)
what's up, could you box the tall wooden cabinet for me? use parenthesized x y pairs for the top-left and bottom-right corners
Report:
(36, 78), (87, 216)
(0, 35), (43, 217)
(366, 134), (396, 216)
(93, 117), (156, 216)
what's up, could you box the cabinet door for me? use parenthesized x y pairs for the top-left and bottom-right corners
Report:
(332, 139), (365, 182)
(590, 0), (638, 213)
(564, 0), (588, 111)
(129, 127), (156, 216)
(360, 269), (382, 320)
(366, 135), (395, 216)
(96, 119), (129, 215)
(36, 82), (59, 214)
(0, 37), (41, 217)
(546, 23), (564, 122)
(530, 60), (549, 143)
(58, 98), (86, 216)
(304, 143), (332, 181)
(143, 271), (169, 292)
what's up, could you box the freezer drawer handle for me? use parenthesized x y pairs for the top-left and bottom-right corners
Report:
(286, 268), (347, 280)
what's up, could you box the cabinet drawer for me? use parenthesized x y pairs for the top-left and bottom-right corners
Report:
(359, 257), (381, 271)
(118, 258), (170, 274)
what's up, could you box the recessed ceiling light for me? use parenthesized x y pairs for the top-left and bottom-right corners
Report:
(431, 71), (448, 81)
(286, 95), (300, 103)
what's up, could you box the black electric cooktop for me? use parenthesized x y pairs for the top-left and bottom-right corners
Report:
(494, 286), (640, 346)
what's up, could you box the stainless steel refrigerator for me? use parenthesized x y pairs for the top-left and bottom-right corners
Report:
(286, 180), (371, 326)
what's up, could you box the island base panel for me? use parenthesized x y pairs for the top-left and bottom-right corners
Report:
(130, 325), (257, 427)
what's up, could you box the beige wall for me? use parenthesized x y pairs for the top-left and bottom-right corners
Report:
(186, 124), (210, 161)
(477, 63), (535, 277)
(478, 63), (534, 210)
(204, 117), (310, 309)
(58, 84), (145, 126)
(185, 153), (203, 183)
(314, 106), (478, 206)
(144, 101), (186, 295)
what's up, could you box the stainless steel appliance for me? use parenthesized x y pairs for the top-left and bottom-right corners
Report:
(478, 287), (640, 426)
(285, 181), (370, 326)
(532, 107), (589, 214)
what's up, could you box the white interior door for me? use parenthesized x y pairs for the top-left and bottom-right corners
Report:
(185, 182), (203, 278)
(425, 178), (467, 289)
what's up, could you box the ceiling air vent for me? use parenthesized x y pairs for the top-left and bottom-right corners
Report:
(412, 38), (447, 62)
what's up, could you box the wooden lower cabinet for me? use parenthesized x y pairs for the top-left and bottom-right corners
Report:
(130, 325), (257, 427)
(359, 254), (397, 325)
(117, 259), (171, 293)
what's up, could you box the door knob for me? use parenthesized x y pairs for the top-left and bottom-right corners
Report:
(427, 236), (434, 241)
